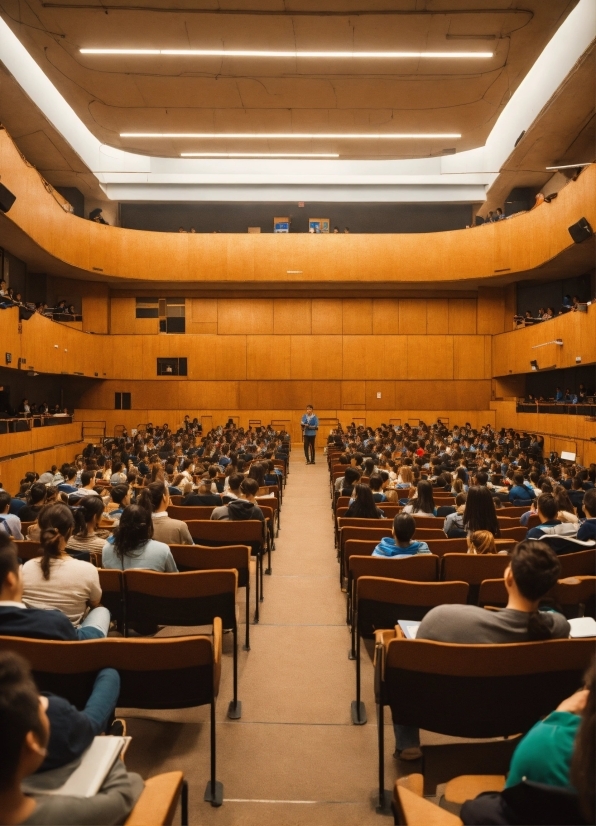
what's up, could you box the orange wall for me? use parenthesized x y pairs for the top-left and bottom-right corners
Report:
(2, 127), (595, 286)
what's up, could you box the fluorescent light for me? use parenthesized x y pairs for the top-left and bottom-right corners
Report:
(545, 162), (592, 169)
(81, 48), (492, 58)
(122, 132), (461, 139)
(181, 152), (339, 158)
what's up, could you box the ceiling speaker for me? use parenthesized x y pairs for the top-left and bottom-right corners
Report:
(0, 183), (16, 213)
(568, 217), (593, 244)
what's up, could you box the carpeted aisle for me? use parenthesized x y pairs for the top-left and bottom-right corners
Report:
(121, 449), (400, 824)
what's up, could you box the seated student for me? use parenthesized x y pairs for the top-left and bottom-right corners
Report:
(18, 484), (48, 524)
(0, 491), (23, 540)
(578, 488), (596, 542)
(65, 496), (107, 555)
(109, 462), (127, 486)
(10, 480), (36, 517)
(104, 484), (130, 518)
(568, 476), (586, 519)
(402, 480), (437, 516)
(339, 466), (361, 498)
(102, 504), (178, 572)
(461, 661), (594, 826)
(368, 474), (387, 503)
(210, 478), (265, 523)
(0, 651), (143, 826)
(463, 485), (500, 537)
(508, 471), (534, 505)
(181, 480), (223, 507)
(74, 470), (100, 498)
(345, 484), (385, 519)
(56, 467), (78, 495)
(372, 513), (431, 558)
(264, 459), (282, 488)
(394, 540), (569, 760)
(222, 473), (243, 504)
(443, 492), (467, 538)
(137, 482), (192, 545)
(21, 505), (110, 637)
(526, 493), (578, 540)
(467, 530), (500, 554)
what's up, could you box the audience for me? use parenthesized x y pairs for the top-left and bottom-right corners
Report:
(372, 514), (431, 558)
(137, 482), (193, 545)
(102, 504), (178, 572)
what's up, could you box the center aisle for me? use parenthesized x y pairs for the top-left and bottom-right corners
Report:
(124, 448), (398, 824)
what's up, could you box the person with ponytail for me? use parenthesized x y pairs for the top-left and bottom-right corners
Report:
(137, 482), (192, 546)
(102, 504), (178, 572)
(467, 530), (499, 555)
(18, 483), (48, 523)
(392, 540), (569, 761)
(21, 504), (109, 637)
(66, 496), (109, 555)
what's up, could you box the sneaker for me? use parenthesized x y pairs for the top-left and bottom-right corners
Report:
(395, 747), (422, 761)
(109, 718), (127, 737)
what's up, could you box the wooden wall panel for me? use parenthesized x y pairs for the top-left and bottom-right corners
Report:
(81, 283), (109, 334)
(311, 300), (343, 334)
(372, 299), (400, 334)
(342, 336), (408, 380)
(218, 299), (273, 334)
(311, 381), (342, 408)
(341, 381), (366, 406)
(366, 381), (396, 409)
(453, 335), (490, 380)
(343, 299), (373, 334)
(187, 298), (218, 334)
(406, 336), (453, 379)
(399, 300), (427, 334)
(477, 288), (506, 334)
(448, 299), (477, 334)
(247, 335), (290, 379)
(426, 301), (450, 334)
(290, 336), (342, 380)
(273, 299), (312, 334)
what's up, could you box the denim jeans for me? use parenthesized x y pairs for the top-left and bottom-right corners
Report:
(76, 606), (111, 640)
(84, 668), (121, 734)
(394, 724), (420, 751)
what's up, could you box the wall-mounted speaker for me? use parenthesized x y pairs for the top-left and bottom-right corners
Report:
(568, 217), (593, 244)
(0, 183), (16, 213)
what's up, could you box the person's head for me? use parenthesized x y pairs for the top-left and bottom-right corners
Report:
(553, 487), (575, 516)
(38, 503), (75, 580)
(513, 471), (525, 486)
(369, 474), (383, 492)
(110, 484), (130, 508)
(27, 483), (47, 507)
(455, 492), (467, 509)
(399, 466), (413, 484)
(306, 405), (313, 413)
(138, 481), (169, 513)
(72, 495), (104, 535)
(0, 651), (50, 793)
(0, 491), (10, 515)
(468, 530), (497, 555)
(463, 486), (499, 535)
(411, 480), (435, 513)
(349, 484), (379, 518)
(113, 504), (153, 558)
(505, 540), (561, 638)
(343, 467), (361, 488)
(537, 492), (558, 522)
(571, 660), (595, 824)
(474, 471), (488, 487)
(227, 473), (243, 493)
(240, 478), (259, 501)
(80, 470), (95, 488)
(248, 462), (266, 486)
(0, 534), (21, 601)
(583, 488), (596, 518)
(393, 513), (416, 546)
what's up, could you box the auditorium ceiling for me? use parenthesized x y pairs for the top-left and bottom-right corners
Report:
(0, 0), (583, 191)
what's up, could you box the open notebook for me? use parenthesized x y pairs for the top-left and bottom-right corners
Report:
(41, 736), (131, 798)
(398, 620), (421, 640)
(568, 616), (596, 638)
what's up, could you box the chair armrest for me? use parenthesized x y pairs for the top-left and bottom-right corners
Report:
(397, 773), (424, 796)
(395, 785), (462, 826)
(125, 772), (184, 826)
(213, 617), (222, 696)
(443, 775), (506, 805)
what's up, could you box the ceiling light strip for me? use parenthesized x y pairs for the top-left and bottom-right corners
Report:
(81, 48), (493, 58)
(122, 132), (461, 139)
(181, 152), (340, 157)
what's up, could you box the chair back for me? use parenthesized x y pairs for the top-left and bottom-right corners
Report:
(0, 634), (220, 711)
(357, 576), (467, 632)
(187, 519), (264, 553)
(425, 538), (471, 557)
(124, 569), (237, 630)
(168, 505), (215, 521)
(169, 495), (184, 505)
(98, 569), (125, 629)
(169, 543), (250, 587)
(13, 540), (42, 562)
(349, 554), (439, 587)
(19, 522), (37, 535)
(499, 527), (528, 541)
(380, 638), (595, 738)
(500, 506), (531, 518)
(410, 528), (448, 540)
(558, 549), (596, 578)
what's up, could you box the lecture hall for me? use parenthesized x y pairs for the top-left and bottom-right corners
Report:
(0, 1), (595, 824)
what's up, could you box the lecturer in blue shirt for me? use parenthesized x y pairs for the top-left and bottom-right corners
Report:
(301, 405), (319, 465)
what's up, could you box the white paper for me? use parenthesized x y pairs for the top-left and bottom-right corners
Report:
(569, 616), (596, 638)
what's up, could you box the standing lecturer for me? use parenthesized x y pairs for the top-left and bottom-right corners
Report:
(301, 405), (319, 465)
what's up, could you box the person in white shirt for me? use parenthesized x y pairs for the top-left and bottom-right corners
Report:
(74, 470), (100, 497)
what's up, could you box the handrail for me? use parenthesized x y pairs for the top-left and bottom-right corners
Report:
(1, 127), (595, 286)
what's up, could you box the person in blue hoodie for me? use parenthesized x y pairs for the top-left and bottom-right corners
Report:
(372, 513), (431, 558)
(508, 471), (535, 505)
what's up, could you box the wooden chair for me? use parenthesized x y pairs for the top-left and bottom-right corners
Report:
(125, 772), (187, 826)
(351, 577), (468, 726)
(346, 553), (439, 626)
(0, 632), (225, 807)
(338, 526), (393, 585)
(168, 505), (216, 521)
(13, 539), (42, 562)
(256, 495), (280, 537)
(170, 544), (252, 649)
(374, 635), (594, 804)
(440, 553), (512, 602)
(336, 516), (394, 548)
(186, 520), (266, 621)
(499, 506), (531, 518)
(19, 521), (36, 536)
(499, 527), (527, 541)
(169, 495), (184, 505)
(98, 569), (125, 633)
(425, 538), (472, 557)
(559, 548), (596, 578)
(123, 569), (241, 719)
(479, 575), (596, 619)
